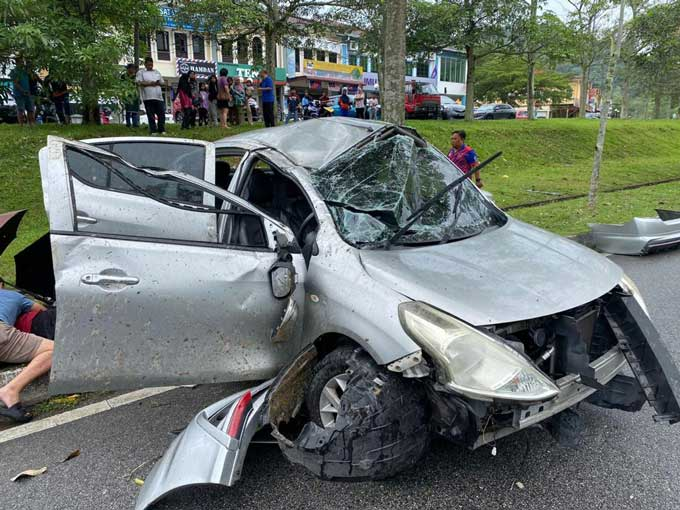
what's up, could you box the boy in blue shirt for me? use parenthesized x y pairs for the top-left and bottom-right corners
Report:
(0, 278), (54, 422)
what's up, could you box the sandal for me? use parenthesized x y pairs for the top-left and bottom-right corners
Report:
(0, 402), (33, 423)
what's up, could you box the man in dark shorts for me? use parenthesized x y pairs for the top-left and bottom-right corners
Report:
(0, 278), (54, 422)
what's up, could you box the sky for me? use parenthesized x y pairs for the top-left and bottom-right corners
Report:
(545, 0), (571, 19)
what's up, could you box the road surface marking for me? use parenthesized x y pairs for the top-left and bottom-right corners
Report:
(0, 386), (177, 444)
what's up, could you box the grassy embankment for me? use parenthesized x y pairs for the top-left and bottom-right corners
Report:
(1, 118), (679, 281)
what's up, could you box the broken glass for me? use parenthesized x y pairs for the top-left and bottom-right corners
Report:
(311, 135), (505, 246)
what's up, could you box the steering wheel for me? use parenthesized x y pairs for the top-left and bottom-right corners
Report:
(296, 212), (317, 241)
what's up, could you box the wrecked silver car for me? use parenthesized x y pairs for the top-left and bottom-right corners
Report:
(33, 119), (679, 509)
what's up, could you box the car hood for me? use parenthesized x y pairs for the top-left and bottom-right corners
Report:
(358, 219), (623, 325)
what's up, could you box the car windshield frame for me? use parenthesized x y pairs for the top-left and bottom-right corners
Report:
(309, 133), (506, 249)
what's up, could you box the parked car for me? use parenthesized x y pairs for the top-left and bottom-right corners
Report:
(516, 109), (549, 120)
(474, 103), (517, 120)
(440, 95), (465, 120)
(25, 119), (680, 510)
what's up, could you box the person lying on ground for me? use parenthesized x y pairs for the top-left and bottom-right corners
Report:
(0, 277), (54, 423)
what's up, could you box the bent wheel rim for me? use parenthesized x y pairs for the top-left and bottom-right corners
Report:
(319, 373), (350, 428)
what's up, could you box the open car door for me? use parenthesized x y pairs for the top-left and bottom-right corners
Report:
(40, 136), (306, 394)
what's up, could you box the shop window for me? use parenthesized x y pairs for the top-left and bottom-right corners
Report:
(156, 31), (170, 61)
(416, 61), (429, 78)
(221, 39), (233, 63)
(360, 55), (368, 71)
(303, 48), (313, 60)
(175, 33), (188, 59)
(237, 36), (249, 63)
(192, 35), (205, 60)
(316, 50), (325, 61)
(252, 37), (263, 64)
(328, 52), (337, 63)
(440, 54), (466, 83)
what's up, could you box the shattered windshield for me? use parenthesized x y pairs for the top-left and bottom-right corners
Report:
(310, 135), (505, 247)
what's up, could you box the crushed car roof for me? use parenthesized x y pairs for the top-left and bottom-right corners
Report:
(215, 117), (386, 169)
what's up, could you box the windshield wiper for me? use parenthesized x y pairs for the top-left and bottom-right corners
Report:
(383, 151), (502, 249)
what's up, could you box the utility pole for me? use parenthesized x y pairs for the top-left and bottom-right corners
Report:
(527, 0), (538, 120)
(588, 0), (627, 211)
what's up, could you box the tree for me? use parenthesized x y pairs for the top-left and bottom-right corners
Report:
(1, 0), (161, 123)
(475, 55), (572, 105)
(589, 0), (626, 211)
(565, 0), (610, 117)
(517, 9), (571, 119)
(627, 1), (680, 118)
(175, 1), (336, 81)
(443, 0), (528, 120)
(381, 0), (407, 124)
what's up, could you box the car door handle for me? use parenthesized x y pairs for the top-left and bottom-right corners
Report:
(76, 214), (98, 225)
(81, 274), (139, 286)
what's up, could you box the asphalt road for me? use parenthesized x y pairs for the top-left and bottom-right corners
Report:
(1, 250), (679, 510)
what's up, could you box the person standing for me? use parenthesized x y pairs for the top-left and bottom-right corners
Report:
(338, 87), (351, 117)
(177, 72), (194, 130)
(216, 68), (231, 128)
(0, 278), (54, 423)
(368, 96), (378, 120)
(354, 85), (366, 119)
(198, 82), (209, 126)
(259, 69), (275, 127)
(9, 59), (35, 127)
(46, 78), (71, 125)
(136, 57), (166, 135)
(188, 71), (199, 127)
(207, 74), (219, 126)
(244, 79), (255, 125)
(231, 77), (246, 126)
(121, 63), (140, 128)
(285, 89), (299, 124)
(448, 130), (483, 188)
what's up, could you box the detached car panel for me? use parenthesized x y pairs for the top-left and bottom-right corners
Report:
(589, 211), (680, 255)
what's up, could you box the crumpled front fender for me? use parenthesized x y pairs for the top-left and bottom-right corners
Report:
(135, 380), (272, 510)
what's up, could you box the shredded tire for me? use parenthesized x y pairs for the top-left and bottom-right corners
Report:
(281, 346), (430, 481)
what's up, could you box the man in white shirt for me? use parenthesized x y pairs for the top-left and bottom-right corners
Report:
(136, 57), (166, 134)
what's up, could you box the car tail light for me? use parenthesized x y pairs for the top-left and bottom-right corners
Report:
(227, 390), (253, 439)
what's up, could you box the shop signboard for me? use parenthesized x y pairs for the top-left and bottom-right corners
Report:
(302, 59), (362, 81)
(176, 59), (216, 80)
(217, 62), (287, 83)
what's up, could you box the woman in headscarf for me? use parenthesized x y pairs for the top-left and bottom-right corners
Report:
(230, 76), (246, 126)
(177, 72), (194, 130)
(207, 74), (219, 126)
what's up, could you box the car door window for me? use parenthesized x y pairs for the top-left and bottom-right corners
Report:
(64, 146), (268, 248)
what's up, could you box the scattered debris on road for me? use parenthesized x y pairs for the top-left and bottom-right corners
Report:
(11, 466), (47, 482)
(62, 449), (80, 463)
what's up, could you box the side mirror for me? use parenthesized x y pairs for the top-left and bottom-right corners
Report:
(269, 261), (296, 299)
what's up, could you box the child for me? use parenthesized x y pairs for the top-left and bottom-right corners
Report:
(199, 82), (209, 127)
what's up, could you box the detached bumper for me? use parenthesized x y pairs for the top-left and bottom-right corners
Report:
(473, 346), (626, 448)
(589, 213), (680, 255)
(135, 380), (272, 510)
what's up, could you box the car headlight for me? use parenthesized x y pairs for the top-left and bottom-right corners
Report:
(619, 274), (649, 316)
(399, 302), (559, 402)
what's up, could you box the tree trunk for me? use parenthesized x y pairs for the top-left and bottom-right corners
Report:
(588, 0), (626, 212)
(620, 75), (629, 119)
(264, 2), (278, 121)
(579, 66), (588, 118)
(381, 0), (406, 125)
(653, 90), (662, 118)
(464, 45), (475, 121)
(527, 0), (538, 120)
(134, 21), (140, 65)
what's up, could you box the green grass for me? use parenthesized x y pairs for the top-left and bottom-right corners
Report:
(1, 118), (680, 282)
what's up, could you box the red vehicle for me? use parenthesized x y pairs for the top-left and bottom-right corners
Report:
(405, 81), (440, 119)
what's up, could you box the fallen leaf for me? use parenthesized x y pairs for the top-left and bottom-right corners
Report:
(11, 467), (47, 482)
(62, 450), (80, 463)
(515, 481), (525, 490)
(134, 478), (145, 486)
